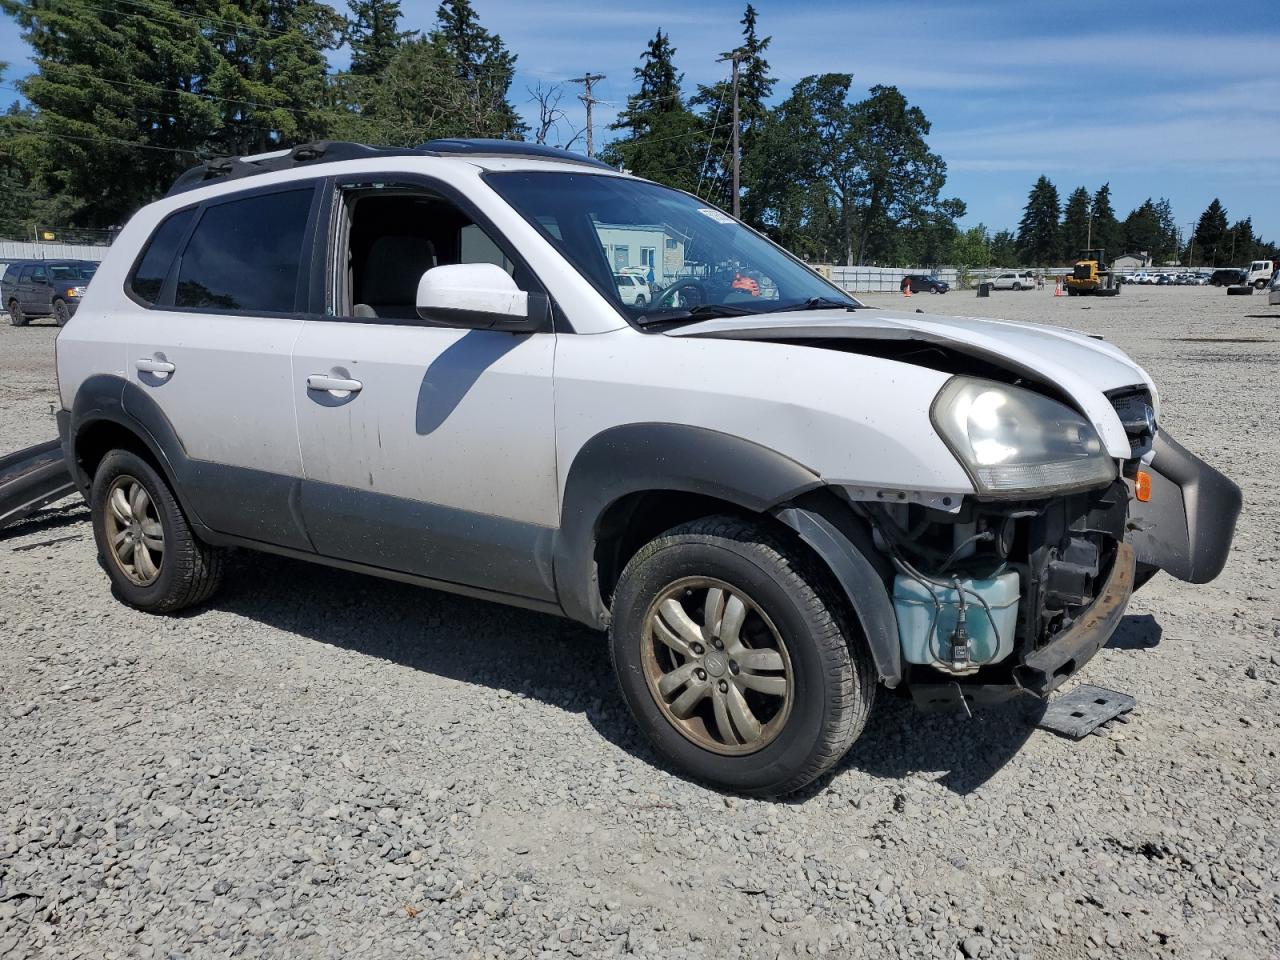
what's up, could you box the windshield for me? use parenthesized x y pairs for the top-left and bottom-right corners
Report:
(486, 171), (861, 323)
(50, 264), (96, 282)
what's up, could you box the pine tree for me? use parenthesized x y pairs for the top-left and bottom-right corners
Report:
(1090, 182), (1120, 258)
(1016, 176), (1061, 265)
(1120, 199), (1162, 262)
(1193, 199), (1229, 266)
(601, 31), (701, 192)
(347, 0), (413, 76)
(690, 5), (775, 211)
(990, 229), (1019, 265)
(1227, 218), (1255, 263)
(1152, 198), (1180, 264)
(428, 0), (524, 139)
(1060, 187), (1091, 258)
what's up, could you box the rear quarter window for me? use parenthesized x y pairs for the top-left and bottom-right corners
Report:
(129, 208), (197, 305)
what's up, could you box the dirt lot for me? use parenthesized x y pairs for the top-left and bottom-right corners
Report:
(1, 286), (1277, 960)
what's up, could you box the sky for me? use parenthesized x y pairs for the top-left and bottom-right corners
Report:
(2, 0), (1278, 240)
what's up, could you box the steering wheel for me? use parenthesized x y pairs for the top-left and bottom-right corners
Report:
(653, 279), (707, 311)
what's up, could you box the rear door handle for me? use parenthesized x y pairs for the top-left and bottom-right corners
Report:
(135, 357), (175, 374)
(306, 374), (363, 394)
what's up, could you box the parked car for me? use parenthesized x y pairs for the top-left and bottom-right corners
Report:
(902, 274), (949, 294)
(614, 272), (650, 305)
(2, 259), (99, 326)
(53, 138), (1241, 797)
(1209, 268), (1246, 287)
(988, 272), (1033, 290)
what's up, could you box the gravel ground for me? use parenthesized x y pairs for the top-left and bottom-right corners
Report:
(1, 287), (1277, 960)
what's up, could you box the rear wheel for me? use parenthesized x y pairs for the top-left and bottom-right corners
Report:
(53, 299), (70, 326)
(91, 449), (223, 613)
(7, 299), (26, 326)
(609, 516), (874, 796)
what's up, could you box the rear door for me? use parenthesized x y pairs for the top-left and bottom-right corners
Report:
(122, 182), (321, 549)
(290, 175), (559, 601)
(24, 263), (48, 313)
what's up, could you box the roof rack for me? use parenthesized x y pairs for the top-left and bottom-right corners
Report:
(166, 138), (613, 197)
(417, 138), (615, 170)
(166, 141), (422, 196)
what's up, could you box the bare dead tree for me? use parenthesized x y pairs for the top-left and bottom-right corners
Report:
(528, 82), (567, 145)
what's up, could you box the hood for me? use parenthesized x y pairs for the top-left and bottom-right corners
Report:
(664, 307), (1157, 460)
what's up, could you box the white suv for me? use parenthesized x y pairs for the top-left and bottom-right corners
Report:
(989, 271), (1035, 290)
(613, 272), (650, 305)
(54, 140), (1240, 796)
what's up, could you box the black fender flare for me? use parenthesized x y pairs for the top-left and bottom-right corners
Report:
(65, 374), (200, 521)
(772, 501), (903, 688)
(554, 423), (823, 628)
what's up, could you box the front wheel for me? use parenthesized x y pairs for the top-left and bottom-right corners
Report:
(609, 516), (874, 797)
(1255, 280), (1268, 290)
(53, 299), (71, 326)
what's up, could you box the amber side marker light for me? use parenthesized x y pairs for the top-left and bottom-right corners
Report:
(1135, 470), (1152, 502)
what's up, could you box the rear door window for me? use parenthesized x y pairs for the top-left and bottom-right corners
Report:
(175, 187), (314, 313)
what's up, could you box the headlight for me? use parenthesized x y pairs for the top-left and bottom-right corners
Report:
(931, 377), (1116, 496)
(68, 286), (85, 297)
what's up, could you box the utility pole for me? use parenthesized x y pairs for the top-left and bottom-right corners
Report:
(1187, 222), (1196, 266)
(569, 73), (605, 158)
(717, 48), (747, 218)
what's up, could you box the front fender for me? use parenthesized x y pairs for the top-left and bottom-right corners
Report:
(554, 423), (823, 627)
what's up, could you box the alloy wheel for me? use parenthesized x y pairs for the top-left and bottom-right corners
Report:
(641, 577), (793, 755)
(103, 475), (165, 585)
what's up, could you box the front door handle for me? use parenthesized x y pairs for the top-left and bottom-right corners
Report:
(135, 357), (176, 374)
(306, 374), (363, 395)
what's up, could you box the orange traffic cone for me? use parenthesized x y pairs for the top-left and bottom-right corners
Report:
(1054, 277), (1063, 297)
(902, 281), (912, 298)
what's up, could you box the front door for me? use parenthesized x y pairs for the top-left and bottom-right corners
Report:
(122, 184), (320, 549)
(291, 180), (559, 601)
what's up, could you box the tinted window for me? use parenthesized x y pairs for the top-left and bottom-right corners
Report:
(175, 188), (312, 313)
(30, 264), (47, 282)
(130, 209), (196, 304)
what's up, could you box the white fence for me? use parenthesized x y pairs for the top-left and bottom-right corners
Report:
(0, 240), (109, 263)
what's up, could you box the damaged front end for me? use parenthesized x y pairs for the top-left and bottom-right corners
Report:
(852, 427), (1240, 712)
(856, 480), (1135, 709)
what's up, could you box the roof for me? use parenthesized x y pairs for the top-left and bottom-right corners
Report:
(166, 139), (614, 197)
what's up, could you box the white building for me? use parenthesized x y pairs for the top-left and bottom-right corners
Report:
(595, 224), (685, 283)
(1113, 252), (1152, 269)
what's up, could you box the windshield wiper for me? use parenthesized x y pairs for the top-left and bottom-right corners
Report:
(773, 296), (860, 312)
(635, 303), (757, 326)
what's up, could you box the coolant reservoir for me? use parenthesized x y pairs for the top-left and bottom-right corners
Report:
(893, 571), (1020, 668)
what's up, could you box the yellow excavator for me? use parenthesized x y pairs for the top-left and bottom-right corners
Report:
(1064, 248), (1120, 296)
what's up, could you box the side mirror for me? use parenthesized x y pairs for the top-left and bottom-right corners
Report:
(415, 263), (547, 332)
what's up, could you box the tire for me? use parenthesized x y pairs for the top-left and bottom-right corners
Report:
(609, 516), (874, 797)
(1013, 283), (1023, 291)
(1255, 280), (1268, 290)
(636, 294), (647, 305)
(53, 299), (70, 326)
(7, 299), (26, 326)
(1226, 285), (1253, 296)
(90, 449), (223, 613)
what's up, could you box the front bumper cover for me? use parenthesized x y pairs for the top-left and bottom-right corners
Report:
(1126, 431), (1241, 583)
